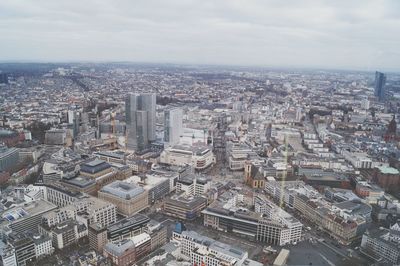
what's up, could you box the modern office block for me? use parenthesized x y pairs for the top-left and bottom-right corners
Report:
(125, 93), (156, 152)
(374, 71), (386, 101)
(164, 107), (183, 146)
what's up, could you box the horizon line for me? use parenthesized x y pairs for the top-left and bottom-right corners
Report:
(0, 60), (399, 74)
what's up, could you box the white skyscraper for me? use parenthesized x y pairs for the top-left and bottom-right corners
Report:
(67, 110), (75, 124)
(296, 107), (302, 121)
(164, 107), (183, 146)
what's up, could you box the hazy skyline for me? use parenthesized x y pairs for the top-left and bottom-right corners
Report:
(1, 0), (400, 71)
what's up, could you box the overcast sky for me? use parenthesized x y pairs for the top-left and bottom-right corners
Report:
(0, 0), (399, 71)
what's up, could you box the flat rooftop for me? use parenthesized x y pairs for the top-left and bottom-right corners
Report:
(63, 175), (95, 188)
(1, 199), (57, 225)
(107, 214), (150, 232)
(100, 181), (145, 199)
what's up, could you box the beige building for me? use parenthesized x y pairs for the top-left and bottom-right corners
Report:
(88, 223), (108, 253)
(98, 181), (148, 216)
(164, 195), (207, 221)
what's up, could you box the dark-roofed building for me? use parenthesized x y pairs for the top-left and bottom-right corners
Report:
(94, 150), (126, 164)
(88, 223), (108, 253)
(107, 214), (150, 242)
(8, 234), (36, 266)
(62, 175), (96, 195)
(244, 161), (265, 188)
(48, 220), (78, 250)
(299, 167), (351, 189)
(333, 200), (372, 223)
(80, 159), (112, 178)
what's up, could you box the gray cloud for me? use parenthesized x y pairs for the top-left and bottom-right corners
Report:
(0, 0), (399, 70)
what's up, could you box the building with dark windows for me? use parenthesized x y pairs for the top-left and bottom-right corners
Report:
(0, 73), (8, 84)
(49, 220), (78, 250)
(164, 107), (183, 147)
(9, 235), (36, 266)
(125, 93), (156, 152)
(79, 159), (112, 179)
(125, 175), (171, 204)
(202, 192), (302, 246)
(44, 129), (67, 145)
(373, 166), (400, 192)
(374, 71), (386, 101)
(164, 195), (207, 221)
(94, 150), (126, 164)
(0, 199), (57, 237)
(361, 229), (400, 264)
(62, 175), (97, 195)
(103, 239), (136, 266)
(107, 214), (150, 242)
(0, 145), (19, 173)
(88, 223), (108, 253)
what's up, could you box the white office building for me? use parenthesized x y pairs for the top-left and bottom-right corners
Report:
(160, 145), (215, 170)
(164, 107), (183, 147)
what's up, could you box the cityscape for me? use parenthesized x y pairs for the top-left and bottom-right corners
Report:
(1, 1), (400, 266)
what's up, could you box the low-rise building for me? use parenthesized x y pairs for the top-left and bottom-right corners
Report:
(44, 129), (67, 145)
(226, 142), (259, 171)
(202, 192), (302, 246)
(62, 175), (97, 195)
(266, 180), (368, 245)
(44, 220), (78, 250)
(9, 235), (36, 266)
(103, 239), (136, 266)
(145, 220), (168, 251)
(107, 214), (150, 242)
(80, 159), (113, 179)
(160, 145), (215, 170)
(0, 199), (57, 237)
(374, 166), (400, 192)
(361, 229), (400, 264)
(98, 181), (148, 217)
(176, 176), (211, 197)
(31, 234), (53, 258)
(0, 244), (17, 266)
(94, 151), (126, 164)
(41, 196), (116, 229)
(125, 174), (171, 204)
(172, 229), (262, 266)
(164, 195), (207, 221)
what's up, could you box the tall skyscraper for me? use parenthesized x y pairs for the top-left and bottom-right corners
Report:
(164, 107), (183, 146)
(374, 71), (386, 101)
(67, 110), (75, 124)
(125, 93), (156, 151)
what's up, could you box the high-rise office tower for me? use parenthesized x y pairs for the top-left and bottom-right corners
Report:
(374, 71), (386, 101)
(67, 110), (75, 124)
(164, 107), (183, 146)
(295, 107), (302, 121)
(125, 93), (156, 151)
